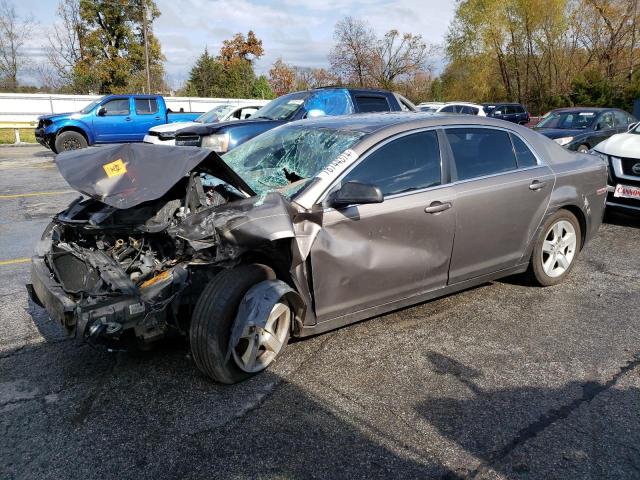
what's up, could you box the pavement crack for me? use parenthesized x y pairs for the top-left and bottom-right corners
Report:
(468, 352), (640, 479)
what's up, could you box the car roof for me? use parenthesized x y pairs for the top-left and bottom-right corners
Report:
(549, 107), (613, 113)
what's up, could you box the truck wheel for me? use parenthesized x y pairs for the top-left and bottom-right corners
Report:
(530, 209), (581, 286)
(189, 264), (291, 384)
(55, 131), (87, 152)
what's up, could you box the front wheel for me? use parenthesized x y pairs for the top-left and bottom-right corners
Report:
(54, 131), (87, 152)
(530, 209), (581, 286)
(189, 265), (291, 384)
(576, 144), (589, 153)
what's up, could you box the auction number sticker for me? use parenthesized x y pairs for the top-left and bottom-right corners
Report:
(318, 149), (358, 181)
(103, 158), (127, 178)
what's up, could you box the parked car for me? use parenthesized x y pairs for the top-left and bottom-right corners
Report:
(28, 113), (607, 383)
(430, 102), (487, 116)
(482, 103), (530, 124)
(534, 107), (637, 152)
(591, 121), (640, 213)
(144, 103), (268, 146)
(417, 102), (445, 112)
(34, 94), (202, 153)
(173, 87), (415, 153)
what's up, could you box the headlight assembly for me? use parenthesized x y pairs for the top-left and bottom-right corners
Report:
(588, 148), (608, 163)
(554, 136), (574, 146)
(201, 133), (230, 153)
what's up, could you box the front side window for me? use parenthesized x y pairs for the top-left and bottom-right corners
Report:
(440, 105), (457, 113)
(101, 98), (130, 116)
(613, 111), (630, 127)
(355, 95), (390, 113)
(342, 131), (441, 196)
(134, 98), (158, 115)
(598, 112), (615, 130)
(446, 128), (517, 181)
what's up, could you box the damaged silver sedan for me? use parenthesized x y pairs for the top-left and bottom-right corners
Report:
(28, 113), (608, 383)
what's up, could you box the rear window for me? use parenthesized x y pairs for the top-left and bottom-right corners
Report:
(510, 134), (537, 168)
(355, 95), (390, 113)
(135, 98), (159, 115)
(446, 128), (518, 180)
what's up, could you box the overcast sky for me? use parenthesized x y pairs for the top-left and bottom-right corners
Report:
(14, 0), (456, 88)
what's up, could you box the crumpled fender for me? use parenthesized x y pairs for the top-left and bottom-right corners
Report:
(226, 279), (305, 360)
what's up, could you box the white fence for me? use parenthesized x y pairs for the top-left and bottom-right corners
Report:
(0, 93), (269, 124)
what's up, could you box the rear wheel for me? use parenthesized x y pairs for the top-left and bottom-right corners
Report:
(530, 209), (581, 286)
(55, 131), (87, 152)
(189, 265), (291, 384)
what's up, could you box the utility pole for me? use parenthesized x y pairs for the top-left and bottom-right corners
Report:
(142, 1), (151, 93)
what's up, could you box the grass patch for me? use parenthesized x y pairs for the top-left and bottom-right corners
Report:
(0, 128), (37, 144)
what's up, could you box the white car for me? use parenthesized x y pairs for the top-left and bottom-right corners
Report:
(417, 102), (445, 113)
(432, 102), (487, 116)
(144, 103), (267, 146)
(592, 121), (640, 213)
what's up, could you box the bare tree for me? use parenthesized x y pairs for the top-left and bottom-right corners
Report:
(329, 16), (376, 87)
(370, 30), (431, 89)
(0, 0), (34, 89)
(46, 0), (83, 89)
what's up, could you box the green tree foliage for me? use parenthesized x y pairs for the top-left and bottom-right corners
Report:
(184, 31), (273, 99)
(73, 0), (165, 94)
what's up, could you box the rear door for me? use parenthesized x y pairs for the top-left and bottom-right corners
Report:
(129, 98), (164, 140)
(444, 127), (554, 283)
(310, 129), (456, 322)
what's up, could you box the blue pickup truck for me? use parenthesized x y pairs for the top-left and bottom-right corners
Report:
(35, 94), (201, 153)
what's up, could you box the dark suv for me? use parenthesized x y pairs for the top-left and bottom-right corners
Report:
(482, 103), (530, 125)
(175, 87), (415, 154)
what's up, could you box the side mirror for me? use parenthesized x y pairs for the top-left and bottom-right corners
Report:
(628, 122), (638, 132)
(97, 106), (106, 116)
(327, 181), (383, 208)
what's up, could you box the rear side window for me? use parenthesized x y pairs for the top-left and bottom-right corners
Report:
(461, 106), (479, 115)
(510, 134), (537, 168)
(135, 98), (159, 115)
(446, 128), (517, 180)
(343, 131), (441, 196)
(613, 111), (631, 127)
(440, 105), (457, 113)
(102, 98), (130, 116)
(355, 95), (390, 113)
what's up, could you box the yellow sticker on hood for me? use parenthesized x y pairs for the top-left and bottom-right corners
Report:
(103, 158), (127, 178)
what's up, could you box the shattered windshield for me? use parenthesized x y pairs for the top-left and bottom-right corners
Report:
(249, 91), (309, 120)
(79, 98), (103, 114)
(197, 104), (235, 123)
(221, 124), (367, 197)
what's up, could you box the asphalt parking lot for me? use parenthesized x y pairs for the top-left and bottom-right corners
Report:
(1, 144), (639, 480)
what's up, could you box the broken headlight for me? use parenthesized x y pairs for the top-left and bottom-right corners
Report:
(201, 133), (230, 153)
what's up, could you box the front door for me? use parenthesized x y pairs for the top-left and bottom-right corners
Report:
(444, 127), (554, 283)
(92, 97), (133, 143)
(310, 130), (456, 322)
(129, 98), (164, 141)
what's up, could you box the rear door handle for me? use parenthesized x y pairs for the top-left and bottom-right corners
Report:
(529, 180), (547, 191)
(154, 116), (161, 120)
(425, 201), (452, 214)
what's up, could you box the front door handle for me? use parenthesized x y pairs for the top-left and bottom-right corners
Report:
(125, 117), (132, 122)
(529, 180), (547, 191)
(425, 201), (452, 214)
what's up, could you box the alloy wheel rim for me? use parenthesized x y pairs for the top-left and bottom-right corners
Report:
(63, 138), (81, 150)
(232, 301), (291, 373)
(541, 220), (577, 278)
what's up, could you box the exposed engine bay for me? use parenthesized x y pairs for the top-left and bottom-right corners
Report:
(28, 144), (310, 349)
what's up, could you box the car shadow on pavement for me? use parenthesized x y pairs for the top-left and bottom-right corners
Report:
(3, 310), (466, 480)
(604, 210), (640, 229)
(415, 351), (640, 479)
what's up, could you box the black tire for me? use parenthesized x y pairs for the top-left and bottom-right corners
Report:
(54, 131), (87, 152)
(576, 144), (589, 153)
(530, 209), (581, 287)
(189, 264), (275, 384)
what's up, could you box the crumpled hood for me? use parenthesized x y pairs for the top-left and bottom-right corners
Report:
(176, 118), (284, 137)
(39, 113), (76, 123)
(534, 127), (585, 140)
(55, 143), (256, 209)
(594, 132), (640, 158)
